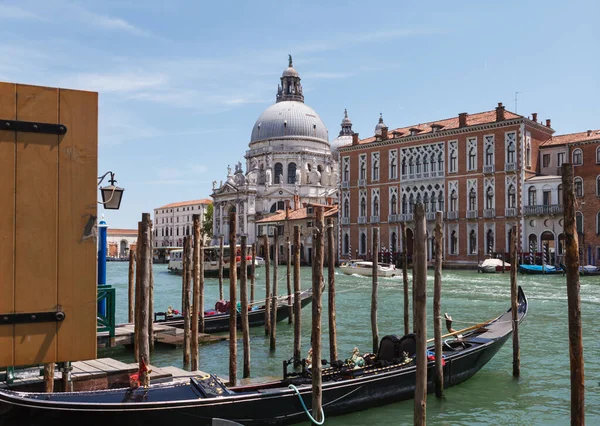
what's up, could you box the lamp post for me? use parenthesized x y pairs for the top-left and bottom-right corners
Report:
(98, 171), (124, 210)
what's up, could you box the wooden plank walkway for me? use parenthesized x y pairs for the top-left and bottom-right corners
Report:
(98, 322), (228, 349)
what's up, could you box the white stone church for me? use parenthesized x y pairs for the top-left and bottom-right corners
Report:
(211, 56), (341, 245)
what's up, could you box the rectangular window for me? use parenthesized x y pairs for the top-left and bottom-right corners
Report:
(542, 154), (550, 168)
(557, 152), (565, 167)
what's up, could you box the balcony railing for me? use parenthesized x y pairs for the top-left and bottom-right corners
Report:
(524, 204), (563, 216)
(505, 162), (517, 172)
(505, 208), (517, 217)
(358, 216), (367, 224)
(466, 210), (478, 219)
(426, 212), (437, 221)
(399, 213), (413, 222)
(341, 217), (350, 225)
(483, 165), (495, 174)
(447, 211), (459, 220)
(483, 208), (495, 218)
(370, 215), (380, 223)
(358, 179), (366, 187)
(341, 181), (349, 189)
(388, 214), (398, 223)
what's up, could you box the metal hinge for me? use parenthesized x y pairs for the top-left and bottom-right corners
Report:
(0, 311), (66, 325)
(1, 119), (67, 135)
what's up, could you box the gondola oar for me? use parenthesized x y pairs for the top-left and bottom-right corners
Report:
(426, 316), (499, 343)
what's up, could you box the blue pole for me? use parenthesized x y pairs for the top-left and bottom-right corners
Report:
(98, 217), (108, 317)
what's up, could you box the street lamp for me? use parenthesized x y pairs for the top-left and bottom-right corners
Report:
(98, 171), (124, 210)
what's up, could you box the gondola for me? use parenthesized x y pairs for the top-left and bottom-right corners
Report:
(0, 286), (528, 426)
(153, 289), (312, 333)
(517, 263), (563, 274)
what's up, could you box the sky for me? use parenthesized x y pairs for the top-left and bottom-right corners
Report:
(1, 0), (599, 229)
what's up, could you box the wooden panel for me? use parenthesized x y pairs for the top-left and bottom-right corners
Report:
(14, 84), (59, 365)
(0, 82), (16, 368)
(57, 88), (98, 362)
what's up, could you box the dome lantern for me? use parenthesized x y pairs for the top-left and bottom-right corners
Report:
(276, 55), (304, 103)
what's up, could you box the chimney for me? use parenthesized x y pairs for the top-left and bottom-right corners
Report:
(381, 127), (388, 140)
(458, 112), (468, 128)
(546, 119), (551, 128)
(302, 202), (307, 208)
(352, 132), (359, 145)
(285, 199), (290, 219)
(587, 130), (592, 137)
(495, 102), (505, 122)
(293, 194), (300, 210)
(326, 197), (333, 205)
(532, 112), (538, 122)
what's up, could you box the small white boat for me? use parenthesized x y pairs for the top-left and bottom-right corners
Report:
(339, 260), (398, 277)
(477, 258), (511, 273)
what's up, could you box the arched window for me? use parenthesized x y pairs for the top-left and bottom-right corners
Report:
(373, 195), (379, 216)
(270, 201), (285, 213)
(409, 194), (415, 214)
(528, 187), (537, 206)
(423, 193), (429, 212)
(450, 230), (457, 254)
(574, 177), (583, 197)
(438, 192), (444, 212)
(597, 176), (600, 196)
(344, 199), (350, 218)
(343, 163), (349, 181)
(401, 158), (407, 176)
(507, 140), (515, 163)
(438, 152), (444, 171)
(526, 141), (531, 167)
(431, 153), (437, 172)
(287, 162), (296, 184)
(402, 194), (407, 214)
(486, 144), (494, 166)
(450, 190), (457, 212)
(597, 212), (600, 235)
(430, 191), (436, 212)
(391, 193), (397, 215)
(486, 229), (494, 254)
(486, 187), (494, 209)
(360, 197), (366, 217)
(576, 212), (584, 234)
(573, 148), (583, 165)
(360, 161), (366, 179)
(469, 229), (477, 254)
(558, 184), (564, 205)
(468, 146), (476, 170)
(360, 232), (367, 254)
(469, 188), (477, 211)
(274, 163), (283, 184)
(508, 185), (516, 208)
(409, 158), (414, 175)
(343, 234), (349, 254)
(390, 155), (397, 178)
(416, 157), (421, 174)
(423, 156), (429, 173)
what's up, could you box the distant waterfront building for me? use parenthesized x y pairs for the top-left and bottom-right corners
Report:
(338, 104), (600, 267)
(210, 56), (339, 251)
(106, 228), (138, 258)
(153, 199), (212, 248)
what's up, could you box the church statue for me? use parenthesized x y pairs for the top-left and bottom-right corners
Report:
(227, 164), (232, 176)
(288, 54), (293, 67)
(235, 161), (243, 174)
(265, 168), (272, 186)
(295, 168), (302, 185)
(212, 180), (217, 191)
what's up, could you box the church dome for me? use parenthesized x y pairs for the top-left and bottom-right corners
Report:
(282, 66), (299, 77)
(375, 113), (387, 135)
(330, 108), (354, 151)
(250, 101), (329, 144)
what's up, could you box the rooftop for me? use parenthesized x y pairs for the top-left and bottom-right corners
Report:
(542, 129), (600, 146)
(157, 199), (212, 209)
(107, 228), (138, 236)
(256, 205), (338, 223)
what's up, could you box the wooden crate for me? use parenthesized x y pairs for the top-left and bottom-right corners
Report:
(0, 82), (98, 367)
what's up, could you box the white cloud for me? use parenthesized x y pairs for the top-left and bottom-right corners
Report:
(0, 4), (45, 21)
(77, 9), (153, 37)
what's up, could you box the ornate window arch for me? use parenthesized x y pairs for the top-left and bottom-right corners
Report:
(573, 148), (583, 165)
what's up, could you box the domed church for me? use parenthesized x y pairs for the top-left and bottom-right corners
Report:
(211, 56), (339, 245)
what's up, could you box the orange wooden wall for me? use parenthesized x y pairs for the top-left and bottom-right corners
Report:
(0, 82), (98, 367)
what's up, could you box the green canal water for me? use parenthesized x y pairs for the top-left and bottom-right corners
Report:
(104, 262), (600, 425)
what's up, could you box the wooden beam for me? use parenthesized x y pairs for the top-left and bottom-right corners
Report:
(433, 211), (443, 398)
(413, 203), (427, 426)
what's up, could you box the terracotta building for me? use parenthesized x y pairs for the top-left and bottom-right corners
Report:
(337, 103), (599, 268)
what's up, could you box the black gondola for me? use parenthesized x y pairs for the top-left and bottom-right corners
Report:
(0, 286), (528, 426)
(153, 289), (312, 333)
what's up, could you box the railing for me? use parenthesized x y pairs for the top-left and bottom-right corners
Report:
(483, 208), (495, 218)
(505, 208), (517, 217)
(524, 204), (563, 215)
(447, 211), (459, 220)
(466, 210), (478, 219)
(370, 215), (380, 223)
(341, 181), (349, 189)
(388, 214), (398, 223)
(358, 179), (366, 187)
(399, 213), (413, 222)
(97, 285), (116, 338)
(483, 165), (495, 174)
(358, 216), (367, 224)
(437, 170), (445, 177)
(505, 162), (517, 172)
(341, 217), (350, 225)
(426, 212), (436, 221)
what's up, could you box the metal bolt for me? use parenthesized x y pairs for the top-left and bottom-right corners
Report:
(33, 124), (38, 130)
(5, 122), (10, 128)
(3, 316), (8, 321)
(31, 314), (36, 320)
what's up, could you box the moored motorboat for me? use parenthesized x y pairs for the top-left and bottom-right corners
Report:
(0, 287), (528, 426)
(518, 264), (563, 275)
(477, 258), (511, 273)
(339, 260), (398, 277)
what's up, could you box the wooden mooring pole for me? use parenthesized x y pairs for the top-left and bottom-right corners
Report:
(43, 363), (54, 393)
(251, 243), (256, 304)
(434, 211), (443, 398)
(218, 235), (224, 301)
(128, 249), (135, 323)
(191, 214), (201, 371)
(371, 227), (379, 354)
(311, 206), (324, 423)
(228, 211), (238, 386)
(510, 225), (520, 378)
(264, 234), (271, 337)
(293, 225), (302, 366)
(148, 221), (154, 353)
(139, 213), (151, 386)
(240, 235), (251, 378)
(134, 220), (142, 363)
(413, 203), (427, 425)
(327, 218), (337, 363)
(270, 228), (278, 350)
(183, 235), (192, 367)
(287, 237), (293, 324)
(562, 162), (585, 425)
(401, 222), (410, 335)
(199, 226), (205, 334)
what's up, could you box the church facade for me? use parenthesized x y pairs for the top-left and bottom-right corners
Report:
(211, 57), (339, 246)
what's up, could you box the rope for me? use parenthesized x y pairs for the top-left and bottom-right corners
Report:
(288, 384), (325, 425)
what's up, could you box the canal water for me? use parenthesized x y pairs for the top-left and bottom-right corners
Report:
(104, 262), (600, 425)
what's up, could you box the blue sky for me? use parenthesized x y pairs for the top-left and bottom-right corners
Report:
(1, 0), (598, 229)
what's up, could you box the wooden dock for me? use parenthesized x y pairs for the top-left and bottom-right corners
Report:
(98, 322), (228, 349)
(0, 357), (226, 392)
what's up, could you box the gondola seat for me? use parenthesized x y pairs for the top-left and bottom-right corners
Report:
(377, 333), (416, 363)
